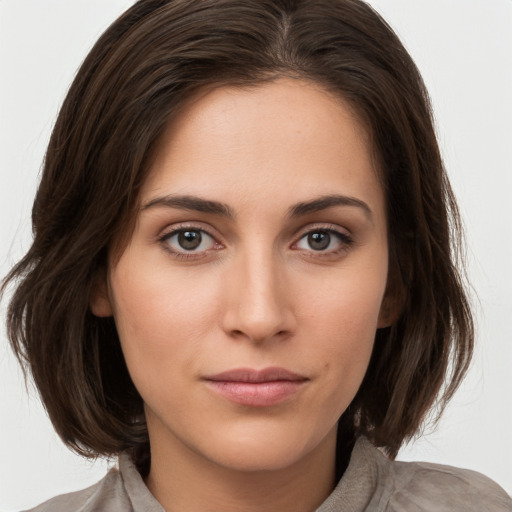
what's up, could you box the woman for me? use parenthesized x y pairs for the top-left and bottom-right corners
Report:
(2, 0), (511, 510)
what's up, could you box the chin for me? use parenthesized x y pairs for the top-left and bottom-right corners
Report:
(192, 419), (337, 474)
(219, 441), (304, 472)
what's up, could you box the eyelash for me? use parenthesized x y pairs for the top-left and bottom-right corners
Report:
(157, 223), (354, 261)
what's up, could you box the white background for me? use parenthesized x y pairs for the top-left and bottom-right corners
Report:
(1, 1), (511, 509)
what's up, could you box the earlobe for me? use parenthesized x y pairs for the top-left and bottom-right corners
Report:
(378, 263), (405, 328)
(90, 270), (113, 317)
(377, 298), (398, 328)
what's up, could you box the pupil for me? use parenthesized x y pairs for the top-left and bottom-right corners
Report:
(308, 231), (330, 251)
(178, 230), (201, 250)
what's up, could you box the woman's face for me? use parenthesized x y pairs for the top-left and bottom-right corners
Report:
(93, 78), (390, 473)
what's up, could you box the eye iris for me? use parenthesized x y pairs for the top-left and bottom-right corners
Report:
(178, 230), (202, 250)
(308, 231), (330, 251)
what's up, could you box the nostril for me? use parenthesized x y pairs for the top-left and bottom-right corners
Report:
(228, 327), (290, 343)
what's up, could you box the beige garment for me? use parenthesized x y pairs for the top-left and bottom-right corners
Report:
(25, 437), (512, 511)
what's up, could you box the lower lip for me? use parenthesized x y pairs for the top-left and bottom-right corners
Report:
(204, 380), (306, 407)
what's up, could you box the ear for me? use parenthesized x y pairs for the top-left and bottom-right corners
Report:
(90, 269), (113, 317)
(377, 294), (401, 328)
(377, 261), (404, 328)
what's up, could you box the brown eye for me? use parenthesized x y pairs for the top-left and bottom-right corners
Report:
(295, 228), (353, 254)
(307, 231), (331, 251)
(161, 229), (216, 253)
(178, 230), (202, 250)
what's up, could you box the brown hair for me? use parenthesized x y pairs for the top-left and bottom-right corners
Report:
(2, 0), (473, 468)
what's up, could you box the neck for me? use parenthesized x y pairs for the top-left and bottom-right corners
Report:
(145, 427), (338, 512)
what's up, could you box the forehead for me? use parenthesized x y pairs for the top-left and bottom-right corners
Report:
(141, 77), (383, 219)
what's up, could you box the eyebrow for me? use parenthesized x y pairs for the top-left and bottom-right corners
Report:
(142, 195), (235, 217)
(141, 193), (372, 219)
(287, 194), (372, 219)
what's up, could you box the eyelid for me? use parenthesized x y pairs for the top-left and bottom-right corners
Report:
(293, 222), (352, 241)
(158, 222), (218, 239)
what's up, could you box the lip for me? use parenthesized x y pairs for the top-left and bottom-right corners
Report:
(203, 367), (308, 407)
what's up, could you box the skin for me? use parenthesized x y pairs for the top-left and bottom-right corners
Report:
(92, 77), (391, 512)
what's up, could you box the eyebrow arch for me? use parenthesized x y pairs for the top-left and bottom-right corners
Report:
(287, 194), (372, 219)
(141, 193), (372, 219)
(142, 195), (235, 218)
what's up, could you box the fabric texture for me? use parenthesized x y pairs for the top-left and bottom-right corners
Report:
(25, 437), (512, 512)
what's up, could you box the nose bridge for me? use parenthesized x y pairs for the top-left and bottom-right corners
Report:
(222, 243), (294, 343)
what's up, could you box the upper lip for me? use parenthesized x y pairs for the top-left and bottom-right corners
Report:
(204, 367), (308, 383)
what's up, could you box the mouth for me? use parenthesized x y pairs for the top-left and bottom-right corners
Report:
(202, 367), (309, 407)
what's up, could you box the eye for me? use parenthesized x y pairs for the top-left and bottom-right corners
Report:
(160, 228), (217, 255)
(295, 229), (352, 253)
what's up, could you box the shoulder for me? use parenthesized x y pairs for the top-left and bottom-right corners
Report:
(23, 453), (163, 512)
(23, 466), (132, 512)
(318, 437), (511, 512)
(384, 456), (512, 511)
(337, 437), (512, 512)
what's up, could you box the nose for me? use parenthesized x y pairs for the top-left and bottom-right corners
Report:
(221, 250), (296, 344)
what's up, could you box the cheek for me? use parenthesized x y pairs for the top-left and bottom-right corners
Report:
(301, 261), (387, 339)
(108, 259), (221, 380)
(298, 262), (387, 388)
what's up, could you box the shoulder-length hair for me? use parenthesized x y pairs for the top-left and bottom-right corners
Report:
(2, 0), (473, 469)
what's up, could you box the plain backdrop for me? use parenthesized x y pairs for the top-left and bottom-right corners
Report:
(1, 1), (511, 510)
